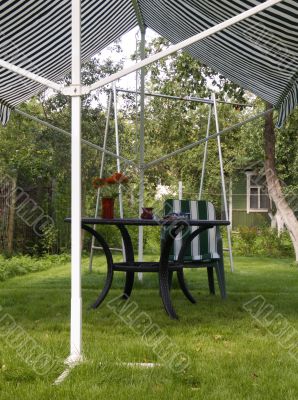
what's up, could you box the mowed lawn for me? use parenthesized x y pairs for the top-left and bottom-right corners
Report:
(0, 254), (298, 399)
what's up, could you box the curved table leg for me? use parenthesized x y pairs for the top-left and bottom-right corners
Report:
(159, 221), (189, 319)
(168, 271), (173, 290)
(176, 225), (212, 302)
(177, 270), (196, 304)
(117, 224), (135, 299)
(122, 272), (135, 299)
(82, 224), (114, 309)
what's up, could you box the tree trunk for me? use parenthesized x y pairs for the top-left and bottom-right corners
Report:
(269, 210), (285, 236)
(264, 103), (298, 262)
(7, 177), (17, 256)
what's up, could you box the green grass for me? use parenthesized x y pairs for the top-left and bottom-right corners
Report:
(0, 254), (298, 399)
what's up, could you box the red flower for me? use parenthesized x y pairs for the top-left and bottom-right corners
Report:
(92, 172), (129, 190)
(105, 176), (117, 184)
(112, 172), (129, 183)
(113, 172), (123, 182)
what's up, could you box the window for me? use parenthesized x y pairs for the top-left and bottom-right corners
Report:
(250, 187), (259, 209)
(246, 173), (270, 212)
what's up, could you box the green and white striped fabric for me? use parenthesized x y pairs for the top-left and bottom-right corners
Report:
(163, 199), (220, 262)
(0, 103), (10, 126)
(1, 1), (298, 127)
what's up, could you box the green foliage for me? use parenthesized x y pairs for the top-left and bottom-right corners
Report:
(0, 54), (127, 254)
(0, 254), (69, 281)
(236, 226), (258, 256)
(259, 228), (295, 258)
(1, 36), (297, 258)
(41, 224), (59, 255)
(233, 227), (295, 258)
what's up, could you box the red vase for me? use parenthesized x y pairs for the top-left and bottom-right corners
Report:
(141, 207), (154, 220)
(101, 197), (115, 219)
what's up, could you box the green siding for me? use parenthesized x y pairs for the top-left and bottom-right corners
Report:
(232, 173), (247, 209)
(231, 172), (270, 228)
(232, 210), (270, 228)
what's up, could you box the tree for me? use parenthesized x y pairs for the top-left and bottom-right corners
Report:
(0, 49), (127, 254)
(128, 36), (298, 259)
(264, 103), (298, 262)
(127, 36), (249, 208)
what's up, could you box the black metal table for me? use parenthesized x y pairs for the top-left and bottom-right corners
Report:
(65, 217), (230, 319)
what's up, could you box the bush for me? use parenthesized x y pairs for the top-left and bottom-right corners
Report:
(233, 226), (295, 258)
(259, 227), (294, 258)
(41, 224), (59, 254)
(237, 226), (258, 256)
(0, 254), (70, 281)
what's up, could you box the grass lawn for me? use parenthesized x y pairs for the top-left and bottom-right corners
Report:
(0, 254), (298, 399)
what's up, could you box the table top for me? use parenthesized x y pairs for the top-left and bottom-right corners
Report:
(65, 217), (230, 227)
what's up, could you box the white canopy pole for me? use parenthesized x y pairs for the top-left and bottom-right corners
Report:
(68, 0), (83, 365)
(199, 105), (212, 200)
(212, 93), (234, 273)
(85, 0), (282, 94)
(0, 59), (62, 92)
(138, 28), (146, 281)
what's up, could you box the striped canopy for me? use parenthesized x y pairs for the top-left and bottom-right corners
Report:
(0, 0), (297, 126)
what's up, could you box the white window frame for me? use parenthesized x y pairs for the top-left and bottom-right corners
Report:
(246, 171), (269, 213)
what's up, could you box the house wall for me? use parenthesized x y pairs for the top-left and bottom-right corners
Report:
(231, 172), (270, 229)
(232, 210), (270, 228)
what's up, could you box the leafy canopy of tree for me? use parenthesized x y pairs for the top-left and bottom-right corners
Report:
(0, 36), (297, 255)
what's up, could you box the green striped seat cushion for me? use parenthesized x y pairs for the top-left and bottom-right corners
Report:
(163, 199), (220, 261)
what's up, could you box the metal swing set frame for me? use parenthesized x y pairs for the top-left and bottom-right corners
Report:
(87, 84), (241, 277)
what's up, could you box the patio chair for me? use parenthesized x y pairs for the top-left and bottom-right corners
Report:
(163, 199), (226, 302)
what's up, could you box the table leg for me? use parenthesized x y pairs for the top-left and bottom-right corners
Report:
(176, 226), (212, 303)
(82, 224), (114, 309)
(177, 270), (196, 304)
(168, 271), (173, 290)
(122, 272), (134, 299)
(159, 222), (188, 319)
(117, 224), (135, 299)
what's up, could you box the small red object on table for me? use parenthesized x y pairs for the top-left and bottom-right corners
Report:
(141, 207), (154, 220)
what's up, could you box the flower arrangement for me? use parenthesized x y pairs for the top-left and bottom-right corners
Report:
(92, 172), (129, 198)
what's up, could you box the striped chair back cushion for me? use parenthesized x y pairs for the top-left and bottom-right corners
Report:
(163, 199), (220, 261)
